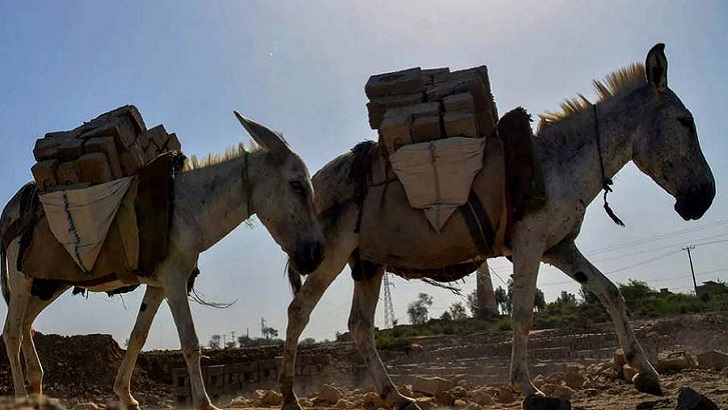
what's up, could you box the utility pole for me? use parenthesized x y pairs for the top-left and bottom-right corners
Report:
(383, 273), (395, 328)
(231, 331), (236, 348)
(682, 245), (698, 294)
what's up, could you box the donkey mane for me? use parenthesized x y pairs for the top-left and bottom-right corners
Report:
(183, 142), (249, 171)
(538, 62), (646, 132)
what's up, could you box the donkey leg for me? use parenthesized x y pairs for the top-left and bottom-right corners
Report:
(543, 239), (662, 395)
(509, 238), (546, 398)
(114, 286), (165, 410)
(2, 241), (31, 396)
(161, 262), (218, 410)
(348, 267), (420, 410)
(21, 286), (70, 395)
(280, 221), (358, 410)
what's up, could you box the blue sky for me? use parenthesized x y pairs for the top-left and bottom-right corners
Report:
(1, 1), (727, 349)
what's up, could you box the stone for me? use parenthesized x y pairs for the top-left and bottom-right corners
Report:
(71, 403), (101, 410)
(623, 364), (638, 383)
(165, 133), (182, 151)
(675, 386), (719, 410)
(34, 133), (75, 161)
(252, 389), (282, 407)
(562, 370), (585, 390)
(335, 399), (353, 409)
(228, 396), (251, 407)
(411, 376), (454, 396)
(398, 384), (414, 398)
(656, 351), (697, 373)
(434, 390), (455, 406)
(55, 137), (85, 161)
(453, 399), (467, 407)
(414, 397), (436, 410)
(314, 384), (344, 406)
(54, 160), (81, 187)
(469, 388), (496, 406)
(450, 385), (467, 399)
(493, 386), (514, 404)
(697, 350), (728, 370)
(361, 392), (388, 410)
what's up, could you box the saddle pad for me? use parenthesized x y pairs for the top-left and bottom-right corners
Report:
(39, 177), (133, 273)
(358, 137), (507, 270)
(390, 137), (485, 232)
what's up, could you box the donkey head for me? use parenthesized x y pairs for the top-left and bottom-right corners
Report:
(235, 112), (325, 274)
(630, 44), (715, 220)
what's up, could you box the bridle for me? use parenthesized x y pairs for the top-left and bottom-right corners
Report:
(593, 103), (625, 227)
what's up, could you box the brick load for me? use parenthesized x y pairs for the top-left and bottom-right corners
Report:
(365, 66), (498, 156)
(31, 105), (182, 193)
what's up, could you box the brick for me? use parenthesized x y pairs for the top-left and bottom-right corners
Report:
(365, 67), (424, 98)
(76, 153), (114, 185)
(367, 92), (424, 129)
(119, 145), (145, 175)
(83, 137), (123, 179)
(55, 138), (85, 161)
(443, 93), (475, 113)
(55, 160), (81, 187)
(145, 142), (160, 162)
(165, 133), (182, 151)
(31, 160), (59, 192)
(411, 115), (443, 144)
(33, 135), (74, 161)
(385, 102), (440, 120)
(427, 77), (497, 137)
(137, 130), (150, 148)
(379, 114), (412, 156)
(422, 67), (450, 86)
(80, 118), (138, 148)
(145, 125), (169, 150)
(444, 111), (479, 138)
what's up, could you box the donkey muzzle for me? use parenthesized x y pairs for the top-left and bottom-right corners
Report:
(675, 181), (715, 220)
(290, 238), (325, 275)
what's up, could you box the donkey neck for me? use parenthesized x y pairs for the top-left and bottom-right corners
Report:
(535, 96), (641, 205)
(174, 153), (256, 252)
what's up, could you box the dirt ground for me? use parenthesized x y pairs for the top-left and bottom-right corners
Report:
(0, 313), (726, 410)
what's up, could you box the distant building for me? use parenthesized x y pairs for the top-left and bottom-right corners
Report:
(696, 280), (727, 298)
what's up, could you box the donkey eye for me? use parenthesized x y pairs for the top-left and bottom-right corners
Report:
(290, 181), (307, 197)
(678, 116), (694, 128)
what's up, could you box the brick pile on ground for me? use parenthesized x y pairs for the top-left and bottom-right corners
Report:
(31, 105), (180, 193)
(364, 66), (498, 157)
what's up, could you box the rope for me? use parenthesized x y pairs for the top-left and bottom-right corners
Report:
(62, 192), (92, 275)
(593, 104), (625, 227)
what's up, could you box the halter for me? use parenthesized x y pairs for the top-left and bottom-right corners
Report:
(243, 150), (253, 217)
(593, 103), (625, 227)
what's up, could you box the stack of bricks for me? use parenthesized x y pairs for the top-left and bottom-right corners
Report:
(31, 105), (181, 193)
(365, 66), (498, 157)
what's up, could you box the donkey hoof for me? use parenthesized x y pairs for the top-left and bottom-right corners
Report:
(521, 395), (571, 410)
(633, 373), (664, 396)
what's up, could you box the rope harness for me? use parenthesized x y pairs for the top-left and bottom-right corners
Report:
(593, 103), (625, 227)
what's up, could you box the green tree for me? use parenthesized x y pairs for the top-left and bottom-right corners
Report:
(534, 288), (546, 312)
(407, 293), (433, 325)
(466, 289), (478, 317)
(555, 290), (578, 306)
(448, 302), (468, 320)
(440, 311), (453, 321)
(262, 325), (279, 340)
(495, 286), (509, 314)
(208, 334), (221, 349)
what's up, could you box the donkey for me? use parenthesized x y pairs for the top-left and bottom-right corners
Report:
(278, 44), (715, 410)
(1, 112), (325, 410)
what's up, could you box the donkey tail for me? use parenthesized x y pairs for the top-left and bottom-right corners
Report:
(286, 261), (303, 296)
(1, 242), (9, 305)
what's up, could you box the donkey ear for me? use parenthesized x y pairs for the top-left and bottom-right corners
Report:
(645, 43), (668, 90)
(234, 111), (291, 159)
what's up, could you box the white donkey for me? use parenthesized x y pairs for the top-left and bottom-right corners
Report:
(1, 112), (325, 410)
(279, 44), (715, 410)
